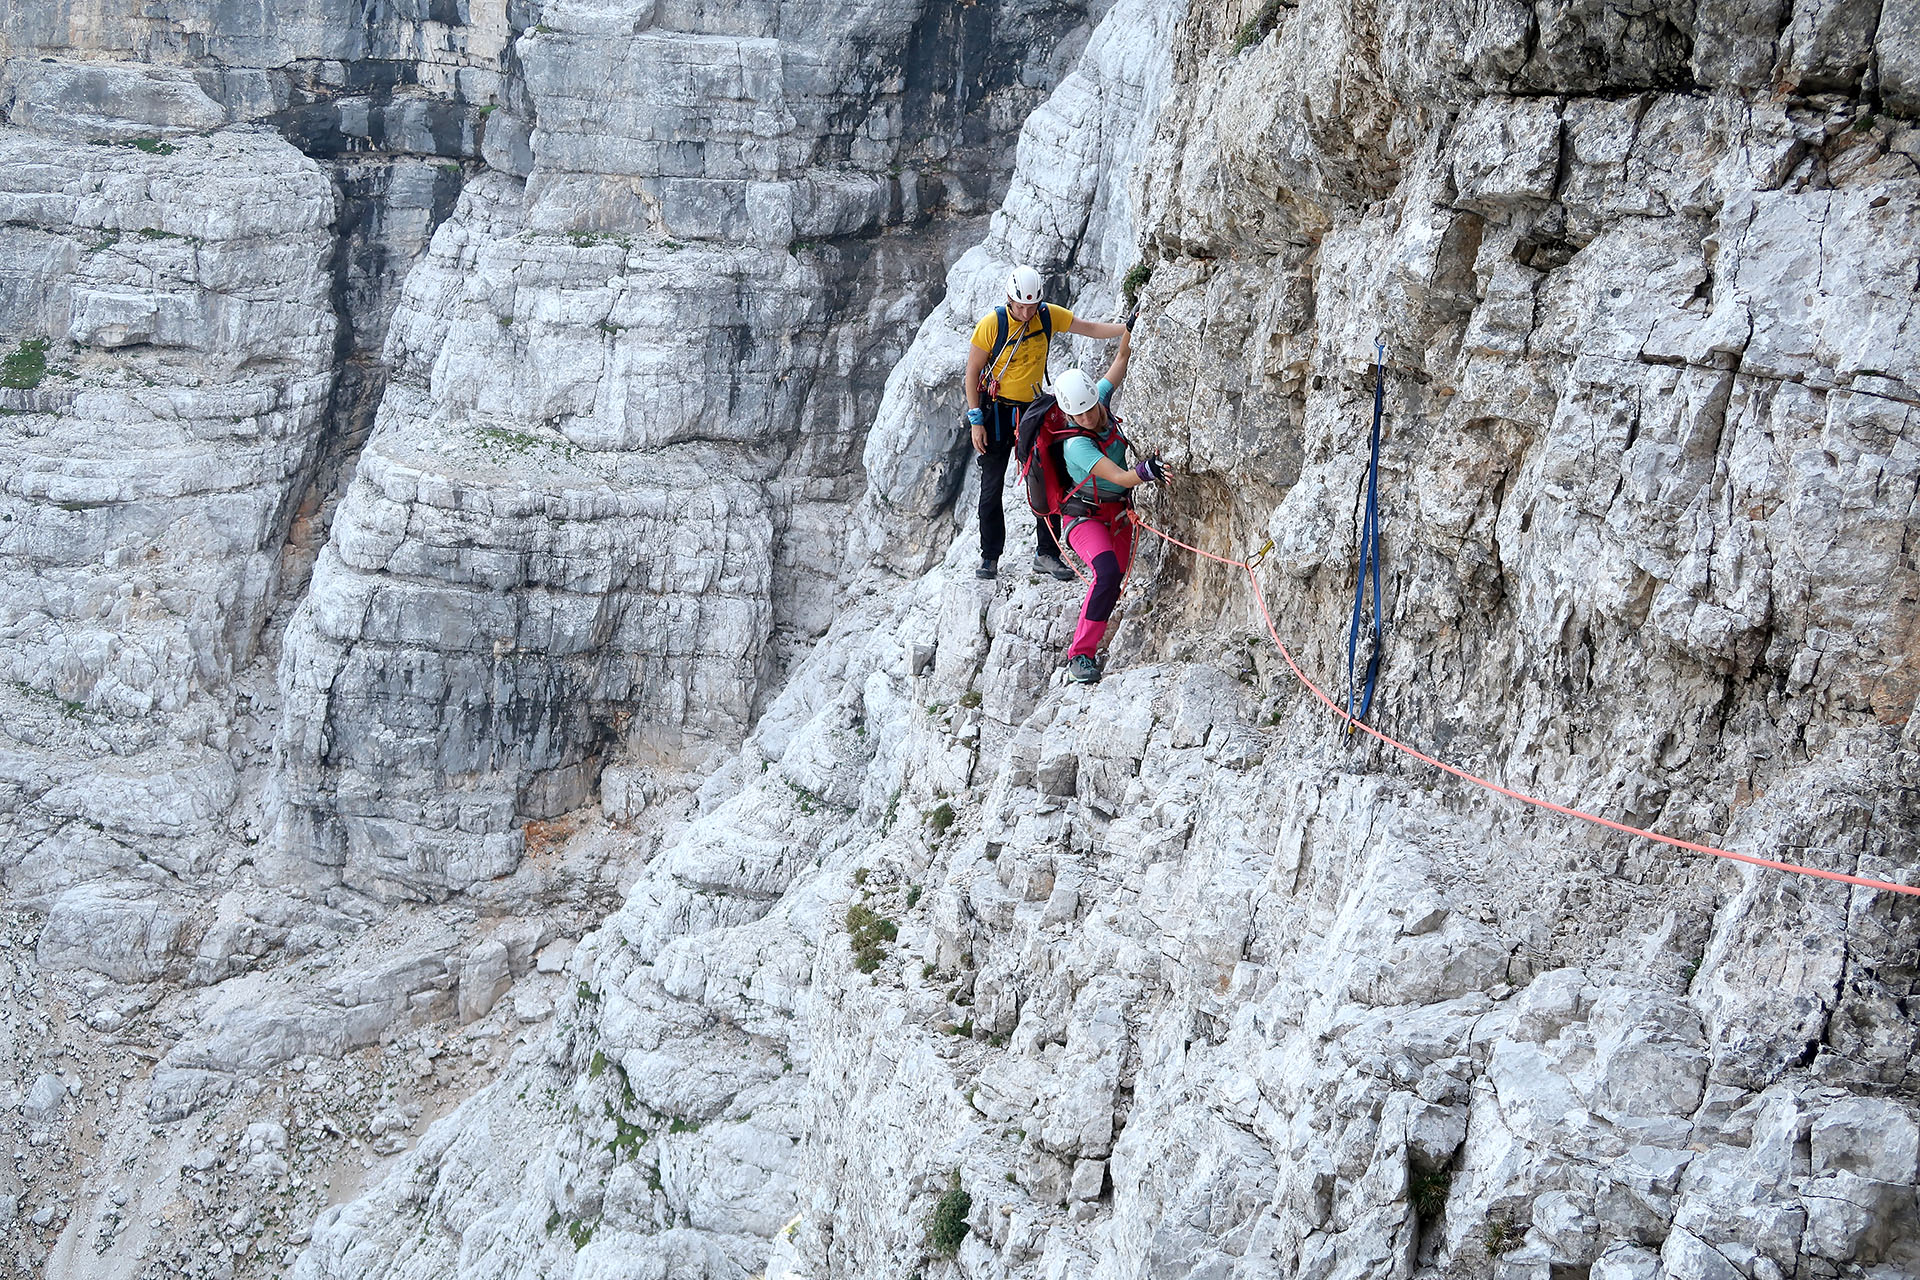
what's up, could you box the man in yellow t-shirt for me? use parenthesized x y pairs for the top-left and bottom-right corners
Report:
(963, 264), (1130, 580)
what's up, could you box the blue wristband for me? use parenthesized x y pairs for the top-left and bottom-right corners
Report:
(967, 408), (983, 426)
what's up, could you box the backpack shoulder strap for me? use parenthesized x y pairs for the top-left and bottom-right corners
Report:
(1040, 305), (1054, 339)
(988, 306), (1009, 365)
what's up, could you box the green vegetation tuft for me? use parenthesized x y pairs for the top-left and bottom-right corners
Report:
(566, 1217), (595, 1249)
(667, 1115), (701, 1134)
(2, 338), (51, 390)
(1231, 0), (1286, 53)
(607, 1113), (648, 1162)
(787, 779), (839, 815)
(906, 885), (922, 909)
(1121, 261), (1154, 309)
(926, 1170), (971, 1257)
(12, 681), (85, 719)
(475, 424), (560, 455)
(925, 801), (955, 838)
(845, 902), (899, 973)
(567, 229), (632, 251)
(1481, 1214), (1524, 1255)
(1410, 1166), (1450, 1224)
(91, 137), (178, 155)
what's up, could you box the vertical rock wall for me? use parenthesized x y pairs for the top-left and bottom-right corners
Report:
(293, 1), (1919, 1278)
(4, 0), (1919, 1278)
(269, 0), (1098, 902)
(1, 1), (1102, 1276)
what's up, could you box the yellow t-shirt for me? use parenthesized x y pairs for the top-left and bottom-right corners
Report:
(970, 303), (1073, 404)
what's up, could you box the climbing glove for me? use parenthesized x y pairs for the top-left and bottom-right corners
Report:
(1124, 307), (1138, 333)
(1135, 454), (1167, 483)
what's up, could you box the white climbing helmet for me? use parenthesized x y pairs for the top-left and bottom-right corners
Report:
(1007, 264), (1044, 306)
(1056, 368), (1100, 416)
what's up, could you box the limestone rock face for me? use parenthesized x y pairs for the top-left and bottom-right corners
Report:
(1, 0), (1093, 1272)
(0, 129), (336, 715)
(6, 0), (1920, 1279)
(269, 0), (1096, 901)
(290, 0), (1920, 1277)
(271, 172), (786, 901)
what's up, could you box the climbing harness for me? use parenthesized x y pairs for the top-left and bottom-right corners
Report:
(1123, 511), (1920, 900)
(1346, 336), (1386, 731)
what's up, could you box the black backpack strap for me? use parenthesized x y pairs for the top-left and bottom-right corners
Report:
(1039, 305), (1053, 340)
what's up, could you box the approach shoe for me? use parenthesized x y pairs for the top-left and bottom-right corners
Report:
(1064, 654), (1102, 684)
(975, 557), (998, 580)
(1034, 552), (1077, 581)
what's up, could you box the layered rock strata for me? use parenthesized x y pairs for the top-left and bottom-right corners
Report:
(3, 0), (1102, 1275)
(272, 0), (1096, 901)
(0, 129), (336, 718)
(293, 1), (1920, 1278)
(5, 0), (1920, 1279)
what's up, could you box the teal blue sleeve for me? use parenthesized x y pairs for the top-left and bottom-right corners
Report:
(1096, 378), (1114, 406)
(1062, 436), (1102, 486)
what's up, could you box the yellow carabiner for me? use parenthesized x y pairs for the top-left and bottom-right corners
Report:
(1248, 537), (1275, 570)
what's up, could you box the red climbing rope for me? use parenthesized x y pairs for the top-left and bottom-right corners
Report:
(1126, 514), (1920, 899)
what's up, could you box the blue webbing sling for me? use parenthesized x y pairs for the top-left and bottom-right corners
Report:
(1346, 338), (1386, 730)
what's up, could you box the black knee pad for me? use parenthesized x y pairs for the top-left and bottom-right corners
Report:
(1086, 551), (1123, 622)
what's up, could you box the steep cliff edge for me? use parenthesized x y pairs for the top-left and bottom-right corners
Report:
(5, 0), (1920, 1278)
(1, 1), (1095, 1275)
(294, 1), (1919, 1279)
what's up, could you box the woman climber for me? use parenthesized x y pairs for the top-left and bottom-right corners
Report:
(1048, 325), (1168, 684)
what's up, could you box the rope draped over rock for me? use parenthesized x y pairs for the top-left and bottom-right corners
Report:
(1124, 513), (1920, 901)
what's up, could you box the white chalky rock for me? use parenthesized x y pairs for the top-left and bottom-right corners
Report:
(6, 0), (1920, 1276)
(1810, 1097), (1920, 1184)
(0, 129), (337, 715)
(22, 1074), (64, 1124)
(457, 940), (512, 1024)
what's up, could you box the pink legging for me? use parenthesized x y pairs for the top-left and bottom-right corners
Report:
(1065, 516), (1133, 660)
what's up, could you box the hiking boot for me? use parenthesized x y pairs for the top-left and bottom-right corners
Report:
(1034, 552), (1076, 581)
(975, 557), (998, 580)
(1064, 654), (1102, 684)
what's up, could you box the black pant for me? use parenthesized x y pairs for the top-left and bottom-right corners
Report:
(978, 398), (1061, 562)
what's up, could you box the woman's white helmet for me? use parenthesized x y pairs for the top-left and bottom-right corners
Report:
(1055, 368), (1100, 416)
(1007, 264), (1044, 306)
